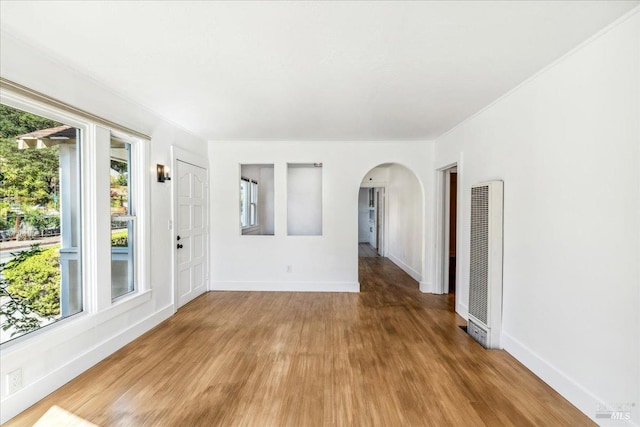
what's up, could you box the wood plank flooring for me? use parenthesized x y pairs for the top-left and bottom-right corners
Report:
(358, 243), (379, 257)
(4, 257), (593, 426)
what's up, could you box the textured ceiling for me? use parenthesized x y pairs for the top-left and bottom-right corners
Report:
(1, 1), (638, 141)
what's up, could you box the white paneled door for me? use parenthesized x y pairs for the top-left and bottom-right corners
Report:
(176, 160), (208, 308)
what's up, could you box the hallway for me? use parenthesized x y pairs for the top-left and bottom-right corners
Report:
(6, 258), (592, 426)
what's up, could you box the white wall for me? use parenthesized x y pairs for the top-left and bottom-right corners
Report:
(287, 164), (323, 236)
(433, 10), (640, 425)
(360, 166), (390, 188)
(209, 141), (435, 292)
(0, 31), (207, 423)
(386, 164), (423, 282)
(260, 166), (275, 235)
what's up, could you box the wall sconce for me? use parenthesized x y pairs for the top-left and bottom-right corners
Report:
(157, 164), (171, 183)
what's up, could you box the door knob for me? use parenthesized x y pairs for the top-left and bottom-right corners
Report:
(177, 244), (183, 249)
(177, 235), (181, 241)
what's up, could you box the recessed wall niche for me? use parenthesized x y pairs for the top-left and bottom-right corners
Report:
(287, 163), (323, 236)
(240, 164), (274, 235)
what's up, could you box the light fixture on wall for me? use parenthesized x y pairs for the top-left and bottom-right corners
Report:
(157, 164), (171, 183)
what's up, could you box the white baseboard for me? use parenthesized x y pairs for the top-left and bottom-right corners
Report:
(0, 305), (174, 424)
(387, 254), (422, 282)
(210, 281), (360, 293)
(456, 302), (469, 320)
(419, 281), (434, 293)
(502, 332), (638, 427)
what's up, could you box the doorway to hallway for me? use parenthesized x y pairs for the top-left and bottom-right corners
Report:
(448, 171), (457, 294)
(437, 164), (458, 299)
(357, 163), (424, 288)
(358, 187), (385, 257)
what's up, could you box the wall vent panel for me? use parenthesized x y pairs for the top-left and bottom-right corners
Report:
(468, 181), (503, 349)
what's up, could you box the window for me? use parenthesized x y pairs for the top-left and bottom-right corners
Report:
(110, 136), (135, 299)
(0, 86), (150, 346)
(0, 104), (83, 343)
(240, 178), (258, 228)
(240, 164), (274, 235)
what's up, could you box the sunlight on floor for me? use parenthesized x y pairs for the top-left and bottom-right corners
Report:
(33, 406), (98, 427)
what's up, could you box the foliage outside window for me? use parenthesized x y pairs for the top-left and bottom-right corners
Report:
(0, 104), (82, 343)
(110, 137), (135, 300)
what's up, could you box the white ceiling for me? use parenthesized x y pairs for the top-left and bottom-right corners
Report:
(1, 1), (638, 141)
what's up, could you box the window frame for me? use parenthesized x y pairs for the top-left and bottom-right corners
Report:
(110, 134), (137, 301)
(240, 177), (259, 230)
(0, 93), (90, 338)
(0, 87), (151, 349)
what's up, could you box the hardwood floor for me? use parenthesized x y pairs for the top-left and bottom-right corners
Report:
(4, 257), (593, 426)
(358, 243), (379, 257)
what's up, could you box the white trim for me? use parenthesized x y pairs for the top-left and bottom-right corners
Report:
(0, 89), (97, 317)
(502, 331), (638, 427)
(419, 281), (434, 293)
(211, 281), (359, 293)
(444, 169), (451, 293)
(0, 291), (152, 356)
(388, 253), (422, 282)
(434, 161), (459, 295)
(0, 303), (174, 424)
(109, 129), (152, 300)
(241, 224), (261, 234)
(456, 302), (469, 320)
(94, 125), (113, 310)
(0, 78), (150, 140)
(171, 145), (209, 170)
(359, 180), (387, 189)
(356, 182), (389, 259)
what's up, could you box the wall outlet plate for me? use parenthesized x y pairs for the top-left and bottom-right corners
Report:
(7, 369), (22, 394)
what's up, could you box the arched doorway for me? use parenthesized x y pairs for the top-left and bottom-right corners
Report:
(357, 163), (424, 287)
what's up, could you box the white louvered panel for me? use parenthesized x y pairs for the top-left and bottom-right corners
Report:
(470, 185), (489, 324)
(468, 180), (503, 349)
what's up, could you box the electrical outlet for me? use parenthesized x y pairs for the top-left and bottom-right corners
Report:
(286, 265), (293, 273)
(7, 369), (22, 394)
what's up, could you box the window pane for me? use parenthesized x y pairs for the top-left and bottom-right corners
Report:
(250, 203), (256, 226)
(0, 104), (82, 344)
(110, 137), (134, 299)
(250, 181), (258, 226)
(251, 181), (258, 203)
(240, 164), (274, 235)
(240, 179), (249, 227)
(111, 219), (134, 299)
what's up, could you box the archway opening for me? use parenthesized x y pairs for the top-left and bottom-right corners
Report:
(357, 163), (424, 288)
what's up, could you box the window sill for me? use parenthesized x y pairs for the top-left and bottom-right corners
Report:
(241, 225), (261, 235)
(103, 289), (152, 325)
(0, 290), (153, 355)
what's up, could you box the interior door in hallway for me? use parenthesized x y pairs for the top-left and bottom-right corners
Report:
(376, 188), (385, 256)
(176, 160), (208, 308)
